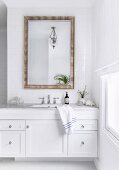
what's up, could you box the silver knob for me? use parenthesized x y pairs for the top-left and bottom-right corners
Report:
(9, 141), (12, 145)
(26, 125), (29, 128)
(9, 125), (12, 128)
(81, 125), (84, 128)
(81, 141), (84, 145)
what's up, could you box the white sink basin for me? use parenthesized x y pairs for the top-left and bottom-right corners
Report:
(29, 104), (57, 108)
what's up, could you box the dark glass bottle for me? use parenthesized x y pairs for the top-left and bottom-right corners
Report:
(64, 92), (69, 104)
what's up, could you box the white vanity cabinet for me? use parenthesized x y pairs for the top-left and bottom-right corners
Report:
(68, 131), (97, 157)
(68, 109), (98, 157)
(26, 120), (67, 157)
(0, 120), (25, 157)
(0, 107), (98, 158)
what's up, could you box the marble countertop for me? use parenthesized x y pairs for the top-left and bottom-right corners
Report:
(0, 103), (98, 110)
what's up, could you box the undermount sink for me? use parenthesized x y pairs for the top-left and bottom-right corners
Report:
(29, 104), (58, 108)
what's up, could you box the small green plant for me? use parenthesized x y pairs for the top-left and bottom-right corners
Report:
(54, 74), (70, 85)
(78, 86), (88, 98)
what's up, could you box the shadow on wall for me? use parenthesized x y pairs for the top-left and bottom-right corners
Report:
(0, 0), (7, 104)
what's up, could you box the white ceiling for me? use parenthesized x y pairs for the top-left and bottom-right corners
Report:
(0, 0), (7, 29)
(3, 0), (96, 8)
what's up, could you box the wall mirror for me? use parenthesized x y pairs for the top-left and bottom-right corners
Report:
(24, 16), (75, 89)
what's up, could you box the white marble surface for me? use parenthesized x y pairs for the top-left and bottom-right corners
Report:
(0, 103), (98, 109)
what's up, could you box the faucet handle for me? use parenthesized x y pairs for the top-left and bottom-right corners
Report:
(53, 97), (59, 104)
(38, 97), (45, 104)
(47, 95), (51, 104)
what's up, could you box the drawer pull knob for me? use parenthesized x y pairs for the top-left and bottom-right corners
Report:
(9, 141), (12, 145)
(9, 125), (12, 128)
(26, 125), (29, 128)
(81, 141), (84, 145)
(81, 125), (84, 128)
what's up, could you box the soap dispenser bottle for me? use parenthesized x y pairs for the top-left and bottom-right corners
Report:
(64, 92), (69, 104)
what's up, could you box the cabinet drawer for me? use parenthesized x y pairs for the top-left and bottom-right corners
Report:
(74, 120), (97, 131)
(74, 109), (98, 119)
(0, 120), (25, 130)
(0, 131), (25, 157)
(68, 131), (97, 157)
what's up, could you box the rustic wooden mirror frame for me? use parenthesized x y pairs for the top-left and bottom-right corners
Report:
(24, 16), (75, 89)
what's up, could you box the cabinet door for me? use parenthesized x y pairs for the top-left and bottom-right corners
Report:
(0, 131), (25, 157)
(26, 120), (67, 157)
(68, 131), (97, 157)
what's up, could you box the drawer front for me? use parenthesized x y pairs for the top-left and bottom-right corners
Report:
(0, 131), (25, 157)
(68, 131), (97, 157)
(74, 120), (97, 131)
(0, 120), (25, 130)
(74, 109), (98, 120)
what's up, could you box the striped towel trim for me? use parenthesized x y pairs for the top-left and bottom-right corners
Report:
(63, 118), (77, 129)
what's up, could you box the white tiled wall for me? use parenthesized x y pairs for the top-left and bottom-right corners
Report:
(92, 0), (119, 170)
(0, 30), (7, 104)
(7, 7), (93, 103)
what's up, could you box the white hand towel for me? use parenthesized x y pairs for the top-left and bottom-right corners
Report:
(57, 105), (77, 134)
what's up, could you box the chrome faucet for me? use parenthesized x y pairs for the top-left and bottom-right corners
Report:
(47, 95), (50, 104)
